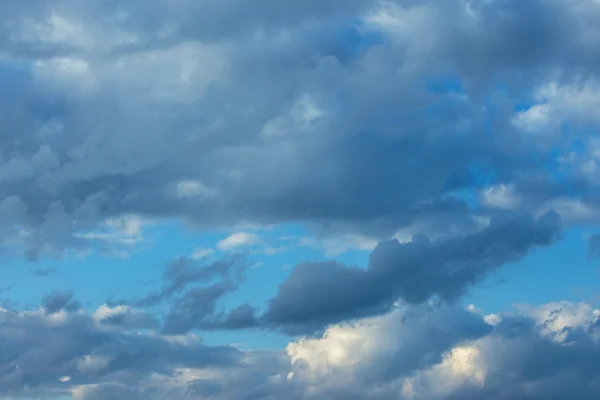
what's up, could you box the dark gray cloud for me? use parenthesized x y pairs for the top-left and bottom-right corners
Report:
(257, 211), (561, 334)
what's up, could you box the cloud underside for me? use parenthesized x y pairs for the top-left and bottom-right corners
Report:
(2, 0), (600, 399)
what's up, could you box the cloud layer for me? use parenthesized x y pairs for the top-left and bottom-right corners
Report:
(1, 0), (600, 399)
(2, 299), (600, 400)
(0, 0), (600, 257)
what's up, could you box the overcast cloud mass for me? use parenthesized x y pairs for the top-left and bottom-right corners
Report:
(2, 0), (600, 399)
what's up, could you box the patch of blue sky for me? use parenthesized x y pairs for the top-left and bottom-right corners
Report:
(339, 17), (387, 58)
(0, 220), (370, 331)
(464, 227), (600, 313)
(5, 218), (596, 348)
(297, 16), (387, 68)
(208, 223), (371, 308)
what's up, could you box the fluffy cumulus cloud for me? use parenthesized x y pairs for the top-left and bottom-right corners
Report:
(2, 0), (600, 398)
(278, 301), (600, 400)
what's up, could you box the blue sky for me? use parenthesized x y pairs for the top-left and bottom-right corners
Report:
(3, 1), (600, 399)
(2, 222), (599, 350)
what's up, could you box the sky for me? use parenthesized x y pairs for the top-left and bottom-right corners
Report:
(3, 0), (600, 399)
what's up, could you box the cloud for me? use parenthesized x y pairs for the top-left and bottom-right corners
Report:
(7, 298), (596, 400)
(217, 233), (262, 251)
(214, 232), (285, 256)
(174, 180), (219, 200)
(0, 0), (599, 258)
(74, 214), (149, 258)
(296, 234), (378, 256)
(130, 256), (247, 308)
(122, 212), (559, 336)
(161, 283), (236, 334)
(113, 255), (254, 334)
(42, 289), (81, 314)
(286, 302), (491, 385)
(191, 247), (216, 260)
(258, 212), (561, 334)
(480, 184), (522, 210)
(588, 233), (600, 259)
(246, 301), (600, 400)
(2, 1), (600, 398)
(0, 300), (246, 399)
(92, 304), (160, 331)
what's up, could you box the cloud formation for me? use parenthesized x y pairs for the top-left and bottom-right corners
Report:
(275, 301), (600, 400)
(2, 299), (600, 400)
(0, 0), (599, 258)
(42, 289), (81, 314)
(1, 0), (600, 399)
(0, 304), (243, 399)
(136, 211), (559, 336)
(259, 211), (560, 334)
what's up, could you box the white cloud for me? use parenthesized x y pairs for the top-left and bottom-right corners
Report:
(284, 301), (487, 398)
(261, 94), (327, 138)
(191, 247), (215, 260)
(92, 303), (131, 323)
(322, 235), (379, 257)
(481, 184), (522, 209)
(77, 355), (112, 374)
(538, 197), (599, 224)
(283, 300), (600, 400)
(175, 180), (218, 199)
(511, 79), (600, 154)
(516, 301), (600, 342)
(77, 214), (145, 246)
(216, 232), (262, 251)
(296, 234), (378, 256)
(74, 214), (149, 258)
